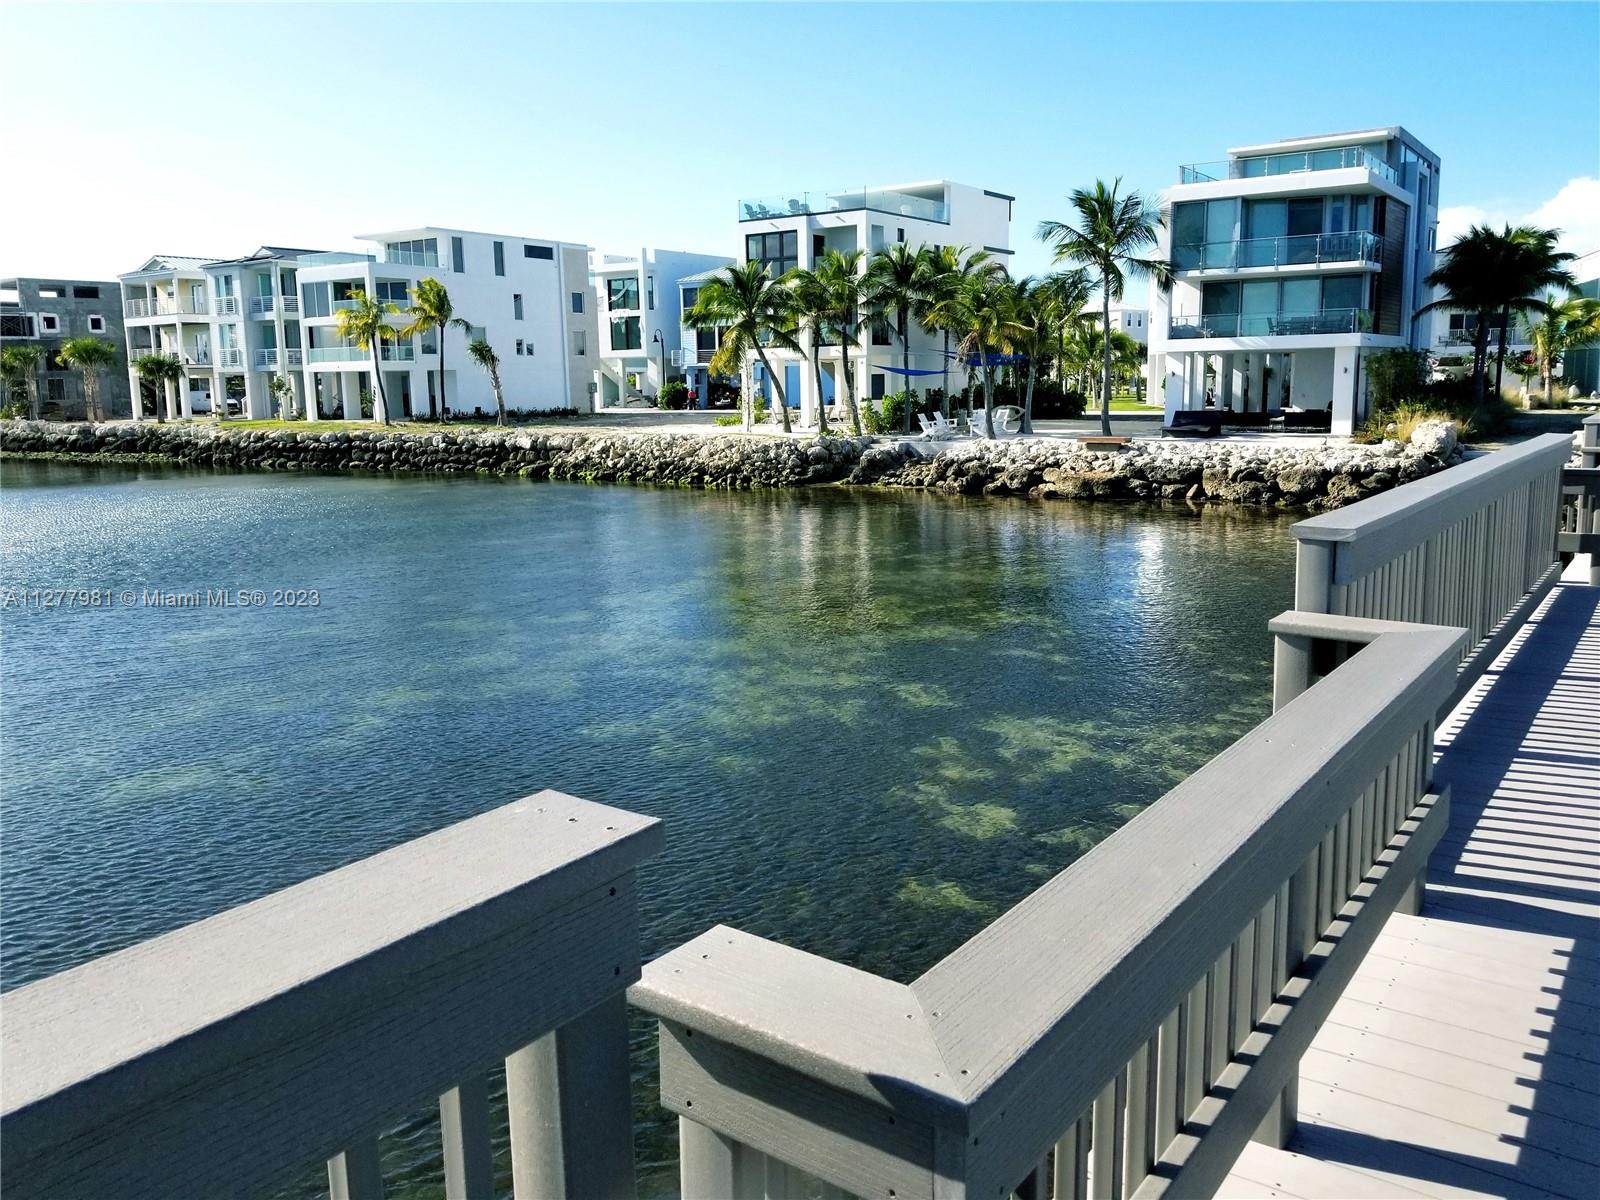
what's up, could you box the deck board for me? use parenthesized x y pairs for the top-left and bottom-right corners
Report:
(1221, 577), (1600, 1199)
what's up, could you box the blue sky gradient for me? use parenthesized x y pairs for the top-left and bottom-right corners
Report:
(3, 2), (1597, 286)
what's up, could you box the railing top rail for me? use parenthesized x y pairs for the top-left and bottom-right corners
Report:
(3, 791), (662, 1149)
(635, 623), (1464, 1154)
(1291, 433), (1571, 578)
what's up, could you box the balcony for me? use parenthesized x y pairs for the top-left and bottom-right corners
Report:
(213, 296), (242, 318)
(1174, 231), (1383, 273)
(379, 344), (415, 362)
(249, 295), (300, 317)
(299, 251), (375, 267)
(1168, 307), (1374, 339)
(305, 346), (367, 364)
(738, 186), (948, 224)
(215, 347), (245, 368)
(253, 348), (306, 369)
(1179, 147), (1399, 186)
(1, 313), (36, 338)
(124, 298), (209, 319)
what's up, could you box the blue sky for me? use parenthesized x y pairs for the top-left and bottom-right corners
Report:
(4, 2), (1597, 293)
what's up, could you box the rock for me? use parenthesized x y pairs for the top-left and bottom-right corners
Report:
(1409, 419), (1457, 460)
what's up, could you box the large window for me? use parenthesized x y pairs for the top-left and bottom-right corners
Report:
(301, 282), (330, 318)
(571, 291), (585, 314)
(385, 238), (438, 266)
(610, 315), (642, 351)
(608, 277), (640, 310)
(745, 231), (797, 277)
(375, 280), (409, 305)
(493, 241), (505, 277)
(681, 287), (698, 312)
(524, 244), (554, 260)
(452, 236), (465, 273)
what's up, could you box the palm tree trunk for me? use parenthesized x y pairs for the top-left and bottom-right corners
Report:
(371, 353), (390, 425)
(840, 338), (862, 436)
(900, 308), (913, 435)
(754, 346), (788, 433)
(26, 376), (39, 421)
(1472, 318), (1489, 407)
(1023, 354), (1037, 435)
(982, 361), (996, 438)
(940, 329), (951, 419)
(1493, 307), (1509, 404)
(493, 367), (505, 426)
(1100, 292), (1114, 436)
(812, 349), (828, 435)
(434, 321), (444, 420)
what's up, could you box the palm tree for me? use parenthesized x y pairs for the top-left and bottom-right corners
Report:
(402, 277), (469, 420)
(787, 267), (838, 435)
(951, 271), (1023, 438)
(808, 250), (870, 436)
(1009, 278), (1058, 434)
(56, 337), (118, 423)
(1039, 269), (1094, 400)
(917, 246), (996, 418)
(864, 243), (930, 434)
(1, 343), (45, 420)
(466, 337), (506, 425)
(1423, 224), (1574, 406)
(686, 260), (802, 433)
(1529, 293), (1600, 405)
(1039, 181), (1171, 435)
(333, 290), (400, 424)
(134, 352), (183, 423)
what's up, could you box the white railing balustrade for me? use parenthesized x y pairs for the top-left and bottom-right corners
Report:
(214, 296), (241, 317)
(1559, 415), (1600, 585)
(0, 790), (662, 1200)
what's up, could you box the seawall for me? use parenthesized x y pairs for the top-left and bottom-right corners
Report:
(0, 421), (1460, 510)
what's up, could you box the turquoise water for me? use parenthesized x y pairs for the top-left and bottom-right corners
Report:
(0, 460), (1294, 1194)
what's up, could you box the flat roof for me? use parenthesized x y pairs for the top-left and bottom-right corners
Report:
(355, 226), (589, 250)
(1228, 126), (1439, 168)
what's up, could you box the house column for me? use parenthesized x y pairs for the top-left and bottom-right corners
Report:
(1331, 346), (1361, 436)
(127, 368), (143, 422)
(1162, 351), (1186, 419)
(341, 372), (360, 421)
(304, 369), (319, 419)
(241, 368), (260, 419)
(163, 376), (179, 421)
(1228, 353), (1246, 411)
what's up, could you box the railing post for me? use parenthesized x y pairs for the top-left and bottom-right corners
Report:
(678, 1117), (740, 1200)
(506, 992), (636, 1200)
(1582, 416), (1600, 585)
(327, 1140), (384, 1200)
(1273, 537), (1333, 709)
(439, 1074), (495, 1200)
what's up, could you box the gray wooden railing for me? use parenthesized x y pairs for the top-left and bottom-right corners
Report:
(1560, 414), (1600, 585)
(0, 790), (662, 1200)
(1274, 431), (1573, 712)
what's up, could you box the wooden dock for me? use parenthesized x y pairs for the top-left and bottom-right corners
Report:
(1224, 571), (1600, 1200)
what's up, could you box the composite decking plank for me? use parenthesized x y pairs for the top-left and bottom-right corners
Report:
(1265, 580), (1600, 1200)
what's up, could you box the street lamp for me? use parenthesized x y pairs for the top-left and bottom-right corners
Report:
(651, 329), (666, 403)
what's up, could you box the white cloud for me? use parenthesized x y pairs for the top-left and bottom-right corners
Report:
(1437, 178), (1600, 258)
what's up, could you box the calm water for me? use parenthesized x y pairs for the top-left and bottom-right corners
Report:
(0, 461), (1294, 1194)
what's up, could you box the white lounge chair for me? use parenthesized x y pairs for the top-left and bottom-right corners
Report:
(967, 407), (1023, 438)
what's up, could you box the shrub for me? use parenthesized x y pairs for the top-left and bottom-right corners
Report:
(1367, 348), (1429, 410)
(1030, 384), (1088, 420)
(657, 380), (689, 410)
(714, 414), (741, 427)
(0, 400), (26, 421)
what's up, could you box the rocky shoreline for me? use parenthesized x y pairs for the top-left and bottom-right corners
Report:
(0, 419), (1462, 510)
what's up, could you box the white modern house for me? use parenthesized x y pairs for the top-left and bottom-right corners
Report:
(1085, 301), (1150, 346)
(122, 228), (596, 422)
(591, 247), (731, 407)
(121, 255), (228, 417)
(1149, 128), (1441, 434)
(295, 228), (595, 420)
(733, 180), (1013, 423)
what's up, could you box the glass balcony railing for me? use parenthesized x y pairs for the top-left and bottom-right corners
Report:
(306, 346), (367, 363)
(379, 344), (415, 361)
(1168, 308), (1374, 338)
(1178, 147), (1398, 186)
(1173, 231), (1383, 271)
(738, 187), (949, 224)
(300, 252), (375, 267)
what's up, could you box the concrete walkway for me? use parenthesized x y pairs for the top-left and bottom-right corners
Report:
(1223, 567), (1600, 1198)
